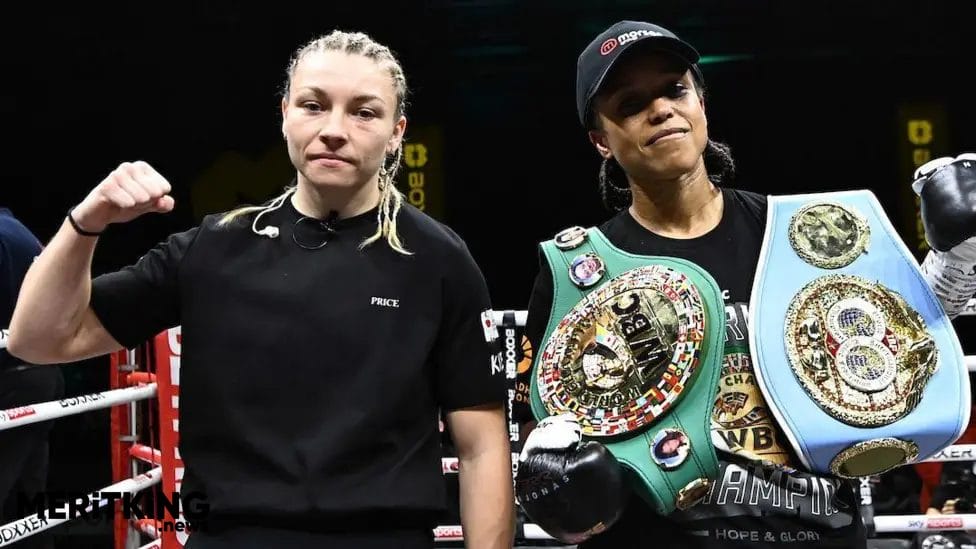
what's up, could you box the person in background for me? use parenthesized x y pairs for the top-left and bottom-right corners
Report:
(1, 208), (64, 549)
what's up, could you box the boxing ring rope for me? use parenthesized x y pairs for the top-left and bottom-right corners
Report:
(873, 514), (976, 532)
(0, 466), (162, 546)
(0, 297), (972, 547)
(0, 385), (157, 431)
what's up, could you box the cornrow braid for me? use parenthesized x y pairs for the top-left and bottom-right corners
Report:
(360, 143), (411, 254)
(281, 30), (409, 119)
(598, 156), (632, 213)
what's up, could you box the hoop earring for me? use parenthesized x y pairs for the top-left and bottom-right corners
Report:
(600, 159), (629, 191)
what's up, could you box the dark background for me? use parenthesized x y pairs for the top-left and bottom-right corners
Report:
(2, 0), (975, 546)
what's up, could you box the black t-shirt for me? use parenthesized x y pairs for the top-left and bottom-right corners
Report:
(515, 188), (866, 549)
(90, 197), (506, 532)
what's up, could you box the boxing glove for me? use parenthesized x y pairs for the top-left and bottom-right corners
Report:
(515, 413), (627, 544)
(913, 153), (976, 253)
(912, 154), (976, 318)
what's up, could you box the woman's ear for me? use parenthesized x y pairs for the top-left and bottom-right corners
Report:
(388, 115), (407, 155)
(280, 97), (289, 139)
(588, 130), (614, 160)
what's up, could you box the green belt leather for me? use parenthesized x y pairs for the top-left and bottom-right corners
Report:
(529, 226), (724, 514)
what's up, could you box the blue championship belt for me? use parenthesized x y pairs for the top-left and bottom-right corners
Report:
(750, 190), (970, 478)
(528, 227), (725, 514)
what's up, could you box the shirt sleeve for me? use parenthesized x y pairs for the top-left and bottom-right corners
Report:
(513, 249), (554, 426)
(89, 226), (199, 349)
(0, 217), (44, 368)
(0, 214), (43, 322)
(433, 241), (507, 411)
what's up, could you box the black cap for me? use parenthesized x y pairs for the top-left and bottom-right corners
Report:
(576, 20), (702, 127)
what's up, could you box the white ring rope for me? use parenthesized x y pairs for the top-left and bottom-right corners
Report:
(441, 453), (519, 474)
(133, 518), (162, 539)
(0, 384), (157, 431)
(437, 514), (976, 541)
(873, 513), (976, 532)
(924, 444), (976, 462)
(489, 310), (528, 327)
(0, 467), (161, 546)
(430, 524), (555, 541)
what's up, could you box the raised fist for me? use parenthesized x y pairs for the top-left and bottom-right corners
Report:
(71, 161), (174, 233)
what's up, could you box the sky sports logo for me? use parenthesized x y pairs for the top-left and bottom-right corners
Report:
(16, 489), (208, 531)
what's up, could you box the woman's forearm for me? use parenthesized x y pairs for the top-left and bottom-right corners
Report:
(8, 219), (100, 363)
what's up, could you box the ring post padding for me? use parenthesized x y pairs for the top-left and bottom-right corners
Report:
(153, 327), (185, 549)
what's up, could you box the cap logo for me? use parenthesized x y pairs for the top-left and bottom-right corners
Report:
(600, 29), (666, 56)
(600, 38), (618, 55)
(618, 29), (664, 46)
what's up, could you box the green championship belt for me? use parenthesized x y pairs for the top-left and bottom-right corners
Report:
(529, 226), (725, 514)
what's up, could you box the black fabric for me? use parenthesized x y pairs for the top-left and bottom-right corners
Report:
(90, 196), (505, 531)
(515, 188), (866, 548)
(182, 524), (434, 549)
(0, 366), (63, 549)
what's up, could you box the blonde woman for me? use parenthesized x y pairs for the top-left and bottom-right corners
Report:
(9, 31), (514, 549)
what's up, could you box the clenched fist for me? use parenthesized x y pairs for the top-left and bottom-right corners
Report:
(71, 161), (175, 233)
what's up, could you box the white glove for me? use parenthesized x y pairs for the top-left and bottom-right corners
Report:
(519, 413), (582, 462)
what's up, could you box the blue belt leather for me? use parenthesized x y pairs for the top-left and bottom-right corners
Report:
(750, 190), (969, 478)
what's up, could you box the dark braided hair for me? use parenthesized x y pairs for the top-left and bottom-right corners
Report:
(595, 74), (736, 213)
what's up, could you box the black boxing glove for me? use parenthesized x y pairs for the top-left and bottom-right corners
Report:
(515, 413), (627, 544)
(913, 153), (976, 253)
(913, 154), (976, 318)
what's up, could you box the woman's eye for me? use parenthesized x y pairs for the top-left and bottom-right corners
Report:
(619, 99), (644, 116)
(668, 83), (689, 98)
